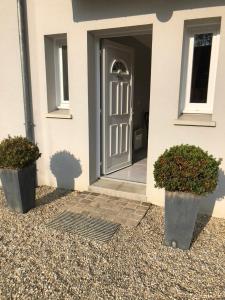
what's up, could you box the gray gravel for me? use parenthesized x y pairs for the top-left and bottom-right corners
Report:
(1, 186), (225, 300)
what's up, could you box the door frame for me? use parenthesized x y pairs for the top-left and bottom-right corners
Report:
(88, 24), (152, 186)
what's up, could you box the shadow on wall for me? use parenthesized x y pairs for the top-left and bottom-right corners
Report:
(50, 151), (82, 190)
(71, 0), (225, 22)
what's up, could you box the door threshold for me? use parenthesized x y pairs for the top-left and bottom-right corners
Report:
(100, 176), (146, 186)
(88, 178), (147, 202)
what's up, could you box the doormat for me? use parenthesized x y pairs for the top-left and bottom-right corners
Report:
(46, 211), (120, 242)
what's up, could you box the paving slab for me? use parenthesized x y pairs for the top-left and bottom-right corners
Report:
(65, 192), (150, 227)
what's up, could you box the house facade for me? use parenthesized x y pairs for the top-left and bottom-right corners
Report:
(1, 0), (225, 217)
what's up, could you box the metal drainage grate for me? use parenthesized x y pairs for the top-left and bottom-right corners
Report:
(46, 211), (120, 242)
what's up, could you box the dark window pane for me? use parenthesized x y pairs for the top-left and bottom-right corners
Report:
(62, 45), (69, 101)
(190, 33), (212, 103)
(112, 60), (127, 73)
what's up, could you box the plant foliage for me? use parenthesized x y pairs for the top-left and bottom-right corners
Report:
(154, 144), (221, 196)
(0, 136), (41, 169)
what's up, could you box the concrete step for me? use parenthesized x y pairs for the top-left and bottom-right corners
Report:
(88, 178), (147, 202)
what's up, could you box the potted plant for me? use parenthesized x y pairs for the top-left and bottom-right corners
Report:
(154, 144), (221, 250)
(0, 136), (41, 213)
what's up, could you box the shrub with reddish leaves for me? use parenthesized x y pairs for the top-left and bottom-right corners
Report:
(154, 145), (221, 196)
(0, 136), (41, 169)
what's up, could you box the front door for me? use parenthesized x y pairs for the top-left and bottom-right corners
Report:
(101, 39), (134, 175)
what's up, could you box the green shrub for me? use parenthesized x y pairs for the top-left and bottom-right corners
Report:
(0, 136), (41, 169)
(154, 145), (221, 196)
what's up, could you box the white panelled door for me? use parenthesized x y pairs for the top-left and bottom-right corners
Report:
(101, 40), (134, 175)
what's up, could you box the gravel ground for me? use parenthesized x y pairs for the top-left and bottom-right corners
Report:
(1, 186), (225, 300)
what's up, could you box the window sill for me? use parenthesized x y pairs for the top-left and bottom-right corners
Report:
(46, 109), (72, 119)
(174, 114), (216, 127)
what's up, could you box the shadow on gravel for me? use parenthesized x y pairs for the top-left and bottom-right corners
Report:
(36, 188), (73, 207)
(191, 169), (225, 247)
(191, 214), (212, 246)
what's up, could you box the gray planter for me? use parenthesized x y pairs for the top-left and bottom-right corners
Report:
(0, 164), (36, 213)
(165, 191), (200, 250)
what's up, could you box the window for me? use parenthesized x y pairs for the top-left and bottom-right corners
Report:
(111, 60), (129, 75)
(180, 22), (220, 114)
(44, 34), (70, 113)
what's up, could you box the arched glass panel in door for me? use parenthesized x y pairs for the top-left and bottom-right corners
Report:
(111, 60), (129, 75)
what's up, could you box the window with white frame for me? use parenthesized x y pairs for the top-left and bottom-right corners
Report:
(180, 21), (220, 114)
(44, 34), (70, 112)
(54, 38), (69, 109)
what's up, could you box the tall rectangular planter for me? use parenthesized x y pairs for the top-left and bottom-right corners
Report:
(0, 164), (36, 213)
(165, 191), (200, 250)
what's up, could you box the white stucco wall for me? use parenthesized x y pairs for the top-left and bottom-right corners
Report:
(1, 0), (225, 218)
(0, 0), (25, 139)
(147, 11), (225, 218)
(26, 0), (90, 191)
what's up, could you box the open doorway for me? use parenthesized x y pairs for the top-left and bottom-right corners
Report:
(100, 34), (152, 184)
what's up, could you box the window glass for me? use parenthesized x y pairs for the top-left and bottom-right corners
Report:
(190, 33), (213, 103)
(112, 60), (128, 74)
(62, 45), (69, 101)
